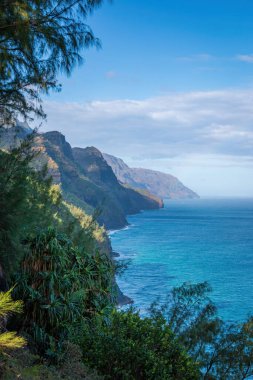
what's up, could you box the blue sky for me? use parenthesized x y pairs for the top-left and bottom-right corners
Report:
(42, 0), (253, 196)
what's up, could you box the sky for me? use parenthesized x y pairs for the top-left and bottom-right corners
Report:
(41, 0), (253, 197)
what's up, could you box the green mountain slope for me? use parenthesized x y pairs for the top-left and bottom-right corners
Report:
(0, 123), (162, 229)
(42, 131), (162, 229)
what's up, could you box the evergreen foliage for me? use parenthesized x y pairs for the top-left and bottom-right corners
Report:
(0, 2), (216, 378)
(0, 3), (253, 370)
(0, 343), (103, 379)
(78, 309), (199, 380)
(0, 136), (59, 279)
(150, 282), (253, 379)
(60, 201), (108, 254)
(15, 227), (114, 360)
(0, 288), (23, 318)
(0, 331), (25, 351)
(0, 0), (105, 123)
(0, 289), (26, 352)
(1, 133), (253, 378)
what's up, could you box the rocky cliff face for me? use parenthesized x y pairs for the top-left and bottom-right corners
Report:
(0, 124), (163, 229)
(41, 132), (163, 229)
(103, 153), (199, 200)
(73, 146), (163, 216)
(73, 146), (120, 187)
(0, 123), (134, 304)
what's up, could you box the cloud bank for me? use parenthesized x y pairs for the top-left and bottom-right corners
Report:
(42, 89), (253, 196)
(43, 89), (253, 158)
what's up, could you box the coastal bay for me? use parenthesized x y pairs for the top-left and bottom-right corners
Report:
(111, 198), (253, 321)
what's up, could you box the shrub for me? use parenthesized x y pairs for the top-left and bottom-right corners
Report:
(79, 309), (199, 380)
(150, 282), (253, 379)
(15, 227), (114, 361)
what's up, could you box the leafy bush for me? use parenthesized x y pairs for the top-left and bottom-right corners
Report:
(15, 227), (114, 361)
(0, 344), (103, 380)
(150, 282), (253, 379)
(78, 309), (199, 380)
(77, 283), (253, 379)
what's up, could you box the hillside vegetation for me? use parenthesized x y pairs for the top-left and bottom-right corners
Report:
(0, 124), (163, 230)
(1, 1), (253, 378)
(0, 130), (197, 379)
(1, 126), (253, 379)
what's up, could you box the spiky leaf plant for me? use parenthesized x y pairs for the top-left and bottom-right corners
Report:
(15, 227), (114, 361)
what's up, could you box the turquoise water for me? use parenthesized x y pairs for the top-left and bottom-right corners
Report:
(110, 199), (253, 322)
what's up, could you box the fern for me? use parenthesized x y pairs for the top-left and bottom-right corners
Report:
(0, 289), (26, 351)
(0, 288), (23, 317)
(0, 332), (26, 350)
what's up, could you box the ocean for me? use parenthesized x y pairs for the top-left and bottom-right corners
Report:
(110, 198), (253, 322)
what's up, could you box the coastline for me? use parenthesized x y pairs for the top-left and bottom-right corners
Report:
(107, 201), (165, 307)
(108, 198), (253, 321)
(108, 226), (134, 306)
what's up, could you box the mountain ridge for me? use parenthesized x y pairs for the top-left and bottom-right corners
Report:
(41, 131), (163, 229)
(103, 152), (199, 200)
(0, 123), (163, 230)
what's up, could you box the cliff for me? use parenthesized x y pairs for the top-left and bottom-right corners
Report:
(40, 132), (162, 229)
(0, 123), (162, 230)
(103, 153), (199, 200)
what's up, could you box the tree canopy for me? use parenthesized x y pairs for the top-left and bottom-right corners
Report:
(0, 0), (104, 124)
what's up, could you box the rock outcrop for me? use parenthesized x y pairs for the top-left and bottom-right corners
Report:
(0, 123), (163, 229)
(38, 132), (162, 229)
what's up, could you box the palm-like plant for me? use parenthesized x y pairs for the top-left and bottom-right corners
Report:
(15, 227), (114, 360)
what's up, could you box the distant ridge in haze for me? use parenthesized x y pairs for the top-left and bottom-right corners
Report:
(103, 153), (199, 200)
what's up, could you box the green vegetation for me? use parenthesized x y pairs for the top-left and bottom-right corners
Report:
(15, 227), (114, 360)
(0, 132), (115, 367)
(1, 1), (253, 379)
(79, 309), (198, 380)
(0, 136), (59, 278)
(149, 282), (253, 379)
(42, 133), (162, 230)
(1, 138), (253, 378)
(0, 134), (198, 378)
(0, 289), (26, 352)
(0, 0), (104, 123)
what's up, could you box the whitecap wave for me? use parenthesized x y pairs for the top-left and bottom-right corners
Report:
(108, 225), (132, 236)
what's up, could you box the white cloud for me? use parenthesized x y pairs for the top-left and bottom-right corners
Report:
(43, 89), (253, 157)
(41, 89), (253, 196)
(236, 54), (253, 63)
